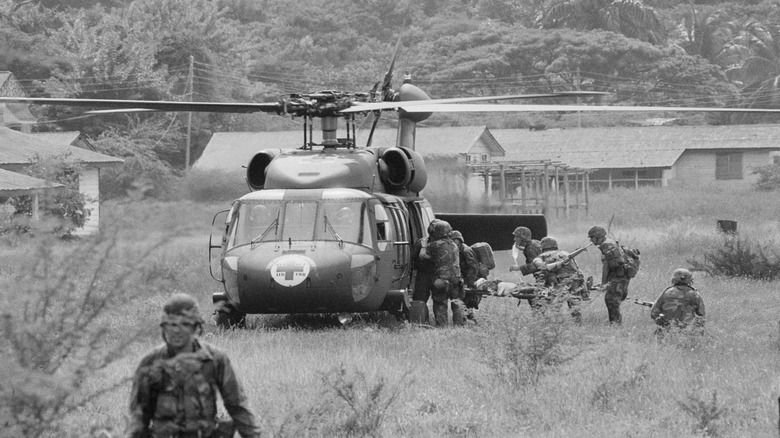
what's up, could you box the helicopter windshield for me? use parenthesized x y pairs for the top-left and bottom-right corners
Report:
(228, 199), (369, 247)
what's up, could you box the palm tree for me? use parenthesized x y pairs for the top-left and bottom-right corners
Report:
(538, 0), (666, 45)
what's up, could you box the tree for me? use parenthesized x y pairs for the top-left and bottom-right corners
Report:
(539, 0), (667, 45)
(10, 152), (88, 236)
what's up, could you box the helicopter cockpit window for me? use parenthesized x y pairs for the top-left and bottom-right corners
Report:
(283, 201), (318, 241)
(320, 201), (367, 244)
(230, 201), (282, 247)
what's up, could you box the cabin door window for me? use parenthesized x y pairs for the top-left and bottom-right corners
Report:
(373, 204), (393, 251)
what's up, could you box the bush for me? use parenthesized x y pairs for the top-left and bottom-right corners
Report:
(753, 162), (780, 191)
(0, 225), (170, 437)
(8, 152), (89, 237)
(687, 235), (780, 280)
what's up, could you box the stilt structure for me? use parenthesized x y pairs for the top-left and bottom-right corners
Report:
(468, 160), (591, 218)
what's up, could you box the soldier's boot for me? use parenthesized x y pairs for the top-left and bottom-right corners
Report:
(432, 300), (449, 327)
(409, 300), (429, 325)
(606, 302), (622, 324)
(451, 299), (466, 326)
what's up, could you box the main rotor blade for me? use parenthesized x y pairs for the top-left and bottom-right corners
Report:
(0, 97), (284, 114)
(394, 103), (780, 113)
(341, 91), (609, 112)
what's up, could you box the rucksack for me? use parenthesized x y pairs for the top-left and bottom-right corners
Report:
(470, 242), (496, 271)
(619, 244), (641, 278)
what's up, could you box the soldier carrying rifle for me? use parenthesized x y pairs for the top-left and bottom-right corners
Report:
(532, 237), (591, 323)
(650, 268), (705, 335)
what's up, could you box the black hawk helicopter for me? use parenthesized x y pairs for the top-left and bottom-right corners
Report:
(3, 60), (780, 327)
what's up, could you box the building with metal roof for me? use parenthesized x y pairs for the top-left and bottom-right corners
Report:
(491, 124), (780, 189)
(0, 127), (123, 234)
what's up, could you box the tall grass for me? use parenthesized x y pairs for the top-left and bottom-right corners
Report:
(2, 185), (780, 436)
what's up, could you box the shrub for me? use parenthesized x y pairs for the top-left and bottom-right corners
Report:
(752, 162), (780, 191)
(479, 296), (575, 387)
(319, 364), (412, 437)
(0, 225), (170, 437)
(687, 235), (780, 280)
(678, 390), (728, 437)
(9, 152), (89, 237)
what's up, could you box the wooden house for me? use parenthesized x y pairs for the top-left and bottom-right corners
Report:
(0, 128), (122, 234)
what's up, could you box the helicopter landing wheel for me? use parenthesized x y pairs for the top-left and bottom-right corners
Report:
(214, 302), (246, 329)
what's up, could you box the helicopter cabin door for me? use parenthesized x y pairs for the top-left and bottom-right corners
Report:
(370, 200), (410, 291)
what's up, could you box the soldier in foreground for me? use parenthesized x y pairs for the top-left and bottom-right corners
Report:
(650, 268), (705, 336)
(127, 293), (261, 438)
(588, 225), (631, 324)
(420, 220), (465, 326)
(532, 237), (588, 322)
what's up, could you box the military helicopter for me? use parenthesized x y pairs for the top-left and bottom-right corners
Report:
(3, 59), (780, 328)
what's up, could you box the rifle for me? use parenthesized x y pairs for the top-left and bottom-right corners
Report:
(565, 242), (593, 261)
(634, 299), (654, 308)
(543, 243), (594, 271)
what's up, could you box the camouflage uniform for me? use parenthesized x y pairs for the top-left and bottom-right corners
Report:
(127, 294), (261, 438)
(588, 226), (630, 324)
(410, 235), (436, 324)
(650, 268), (705, 332)
(425, 220), (465, 326)
(532, 237), (585, 322)
(451, 230), (482, 322)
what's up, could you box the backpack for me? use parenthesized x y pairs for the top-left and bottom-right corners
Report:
(619, 244), (641, 278)
(470, 242), (496, 271)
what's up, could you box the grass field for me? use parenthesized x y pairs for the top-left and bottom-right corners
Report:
(2, 185), (780, 437)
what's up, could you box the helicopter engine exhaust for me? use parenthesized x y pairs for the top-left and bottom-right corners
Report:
(378, 147), (427, 194)
(246, 149), (281, 190)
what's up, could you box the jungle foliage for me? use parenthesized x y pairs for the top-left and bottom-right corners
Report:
(1, 0), (780, 185)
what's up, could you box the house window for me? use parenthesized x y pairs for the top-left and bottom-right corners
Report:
(715, 152), (743, 180)
(481, 154), (488, 162)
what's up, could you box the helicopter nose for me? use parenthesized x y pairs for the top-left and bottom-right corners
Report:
(235, 244), (377, 313)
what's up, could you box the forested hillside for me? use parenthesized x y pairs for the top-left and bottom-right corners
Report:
(1, 0), (779, 177)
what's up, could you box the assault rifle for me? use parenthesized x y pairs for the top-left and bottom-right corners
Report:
(634, 299), (654, 308)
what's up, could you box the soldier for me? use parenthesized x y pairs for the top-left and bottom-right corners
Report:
(532, 236), (586, 322)
(587, 225), (631, 325)
(127, 293), (261, 438)
(509, 226), (542, 278)
(409, 220), (441, 324)
(450, 230), (483, 323)
(420, 220), (465, 326)
(651, 268), (705, 336)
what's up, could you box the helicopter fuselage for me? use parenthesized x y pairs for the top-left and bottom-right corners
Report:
(209, 145), (436, 319)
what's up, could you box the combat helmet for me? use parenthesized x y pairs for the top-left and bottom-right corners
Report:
(512, 226), (532, 240)
(428, 220), (453, 240)
(540, 236), (558, 251)
(671, 268), (693, 286)
(587, 225), (607, 239)
(449, 230), (464, 242)
(162, 293), (205, 328)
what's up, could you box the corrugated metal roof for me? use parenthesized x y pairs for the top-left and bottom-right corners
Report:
(0, 128), (122, 167)
(32, 131), (81, 145)
(0, 168), (64, 195)
(195, 126), (502, 171)
(491, 124), (780, 169)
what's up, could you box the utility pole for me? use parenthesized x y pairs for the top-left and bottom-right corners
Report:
(185, 55), (194, 172)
